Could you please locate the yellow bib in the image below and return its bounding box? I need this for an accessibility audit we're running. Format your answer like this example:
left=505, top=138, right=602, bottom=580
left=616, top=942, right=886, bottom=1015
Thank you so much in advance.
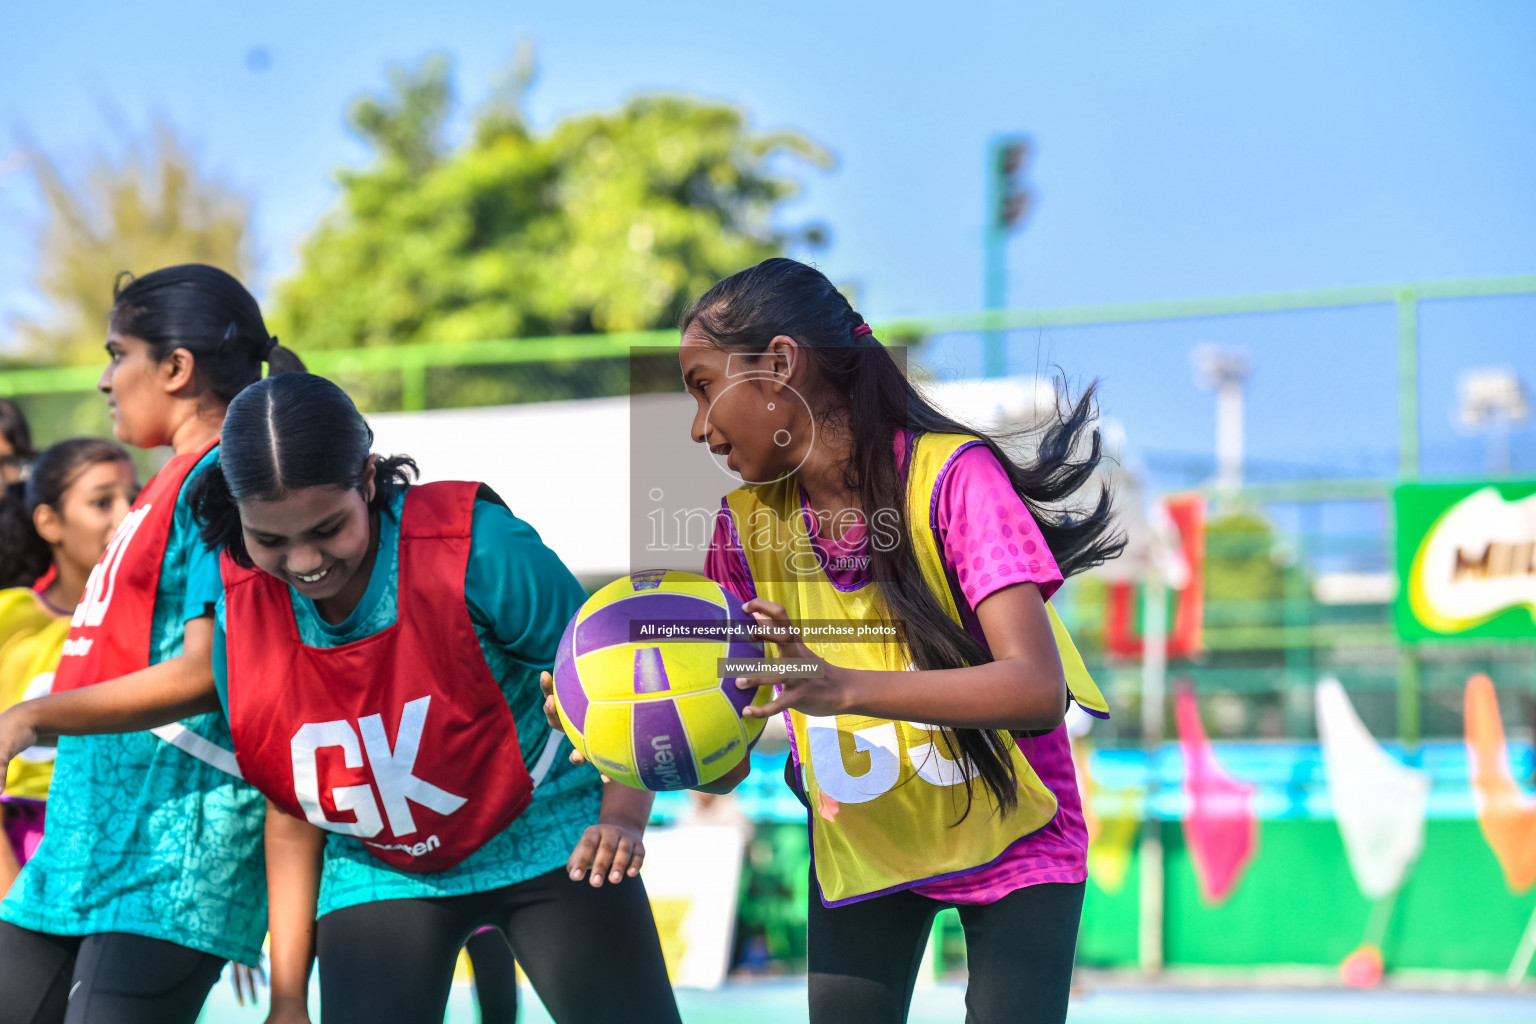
left=0, top=587, right=69, bottom=801
left=725, top=432, right=1107, bottom=904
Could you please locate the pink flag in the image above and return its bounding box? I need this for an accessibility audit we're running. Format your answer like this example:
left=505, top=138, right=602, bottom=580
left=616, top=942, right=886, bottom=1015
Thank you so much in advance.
left=1176, top=683, right=1258, bottom=904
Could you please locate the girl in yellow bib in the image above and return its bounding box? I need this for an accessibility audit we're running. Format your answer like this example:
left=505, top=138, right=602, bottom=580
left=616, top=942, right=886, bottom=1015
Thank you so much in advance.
left=674, top=259, right=1119, bottom=1024
left=0, top=439, right=137, bottom=899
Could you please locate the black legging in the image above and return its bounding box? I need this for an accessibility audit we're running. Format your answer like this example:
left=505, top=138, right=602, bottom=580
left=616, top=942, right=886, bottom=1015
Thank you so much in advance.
left=806, top=879, right=1085, bottom=1024
left=464, top=926, right=519, bottom=1023
left=0, top=923, right=226, bottom=1024
left=315, top=866, right=680, bottom=1024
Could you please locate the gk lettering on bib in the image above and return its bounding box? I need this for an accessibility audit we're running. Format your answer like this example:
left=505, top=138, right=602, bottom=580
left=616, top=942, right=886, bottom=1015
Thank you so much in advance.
left=51, top=440, right=219, bottom=693
left=222, top=481, right=532, bottom=873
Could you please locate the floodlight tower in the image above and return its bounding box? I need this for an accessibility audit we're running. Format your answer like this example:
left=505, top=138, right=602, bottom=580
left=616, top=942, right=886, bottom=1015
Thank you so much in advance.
left=1192, top=345, right=1250, bottom=494
left=983, top=135, right=1033, bottom=379
left=1457, top=368, right=1530, bottom=475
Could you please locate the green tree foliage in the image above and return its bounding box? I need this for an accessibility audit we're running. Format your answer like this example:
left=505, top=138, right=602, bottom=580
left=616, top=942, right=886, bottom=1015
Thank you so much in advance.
left=274, top=51, right=832, bottom=361
left=1203, top=510, right=1287, bottom=604
left=13, top=120, right=252, bottom=365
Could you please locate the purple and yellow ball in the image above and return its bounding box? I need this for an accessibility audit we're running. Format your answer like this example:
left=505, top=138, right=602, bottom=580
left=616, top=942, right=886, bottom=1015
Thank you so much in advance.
left=551, top=569, right=771, bottom=791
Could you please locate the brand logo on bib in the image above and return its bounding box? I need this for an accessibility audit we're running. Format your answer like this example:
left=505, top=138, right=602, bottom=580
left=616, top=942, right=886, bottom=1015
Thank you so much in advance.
left=364, top=834, right=443, bottom=858
left=289, top=695, right=468, bottom=838
left=61, top=637, right=94, bottom=658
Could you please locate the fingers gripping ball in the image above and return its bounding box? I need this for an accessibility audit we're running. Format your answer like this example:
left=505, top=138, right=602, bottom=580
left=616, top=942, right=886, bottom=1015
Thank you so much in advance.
left=551, top=570, right=771, bottom=790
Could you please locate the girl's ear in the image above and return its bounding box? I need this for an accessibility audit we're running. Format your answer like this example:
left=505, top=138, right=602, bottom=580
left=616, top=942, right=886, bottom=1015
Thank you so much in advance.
left=764, top=335, right=800, bottom=392
left=360, top=454, right=379, bottom=506
left=32, top=503, right=64, bottom=547
left=160, top=347, right=198, bottom=395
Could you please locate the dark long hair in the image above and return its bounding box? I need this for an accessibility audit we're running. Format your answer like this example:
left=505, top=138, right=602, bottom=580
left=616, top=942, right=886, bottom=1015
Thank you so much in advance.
left=682, top=257, right=1123, bottom=820
left=0, top=438, right=134, bottom=590
left=190, top=373, right=417, bottom=567
left=0, top=398, right=34, bottom=460
left=110, top=264, right=305, bottom=403
left=0, top=398, right=35, bottom=484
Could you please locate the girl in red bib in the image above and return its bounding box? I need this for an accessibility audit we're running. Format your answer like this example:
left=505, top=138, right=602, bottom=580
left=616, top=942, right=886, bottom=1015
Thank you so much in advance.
left=0, top=265, right=302, bottom=1024
left=647, top=259, right=1119, bottom=1024
left=3, top=373, right=680, bottom=1024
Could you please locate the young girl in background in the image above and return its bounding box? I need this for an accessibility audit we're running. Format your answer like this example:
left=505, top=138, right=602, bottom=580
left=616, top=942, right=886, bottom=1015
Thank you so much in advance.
left=0, top=398, right=35, bottom=490
left=0, top=439, right=138, bottom=899
left=0, top=264, right=301, bottom=1024
left=677, top=258, right=1120, bottom=1024
left=1, top=373, right=681, bottom=1024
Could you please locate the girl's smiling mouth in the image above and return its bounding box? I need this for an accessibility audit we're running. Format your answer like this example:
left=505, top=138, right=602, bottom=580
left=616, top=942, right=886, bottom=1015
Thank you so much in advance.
left=291, top=565, right=331, bottom=587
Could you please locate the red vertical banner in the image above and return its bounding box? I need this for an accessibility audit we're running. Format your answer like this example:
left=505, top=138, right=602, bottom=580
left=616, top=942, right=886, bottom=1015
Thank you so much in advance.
left=1105, top=494, right=1206, bottom=659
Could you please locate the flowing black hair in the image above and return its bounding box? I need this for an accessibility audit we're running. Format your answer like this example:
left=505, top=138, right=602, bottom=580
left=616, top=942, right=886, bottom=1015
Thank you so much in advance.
left=0, top=438, right=134, bottom=590
left=682, top=257, right=1123, bottom=820
left=110, top=264, right=305, bottom=403
left=190, top=373, right=418, bottom=567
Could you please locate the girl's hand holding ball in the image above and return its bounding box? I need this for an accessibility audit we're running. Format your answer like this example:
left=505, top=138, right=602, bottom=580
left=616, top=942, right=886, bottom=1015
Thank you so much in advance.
left=540, top=670, right=609, bottom=782
left=738, top=598, right=849, bottom=719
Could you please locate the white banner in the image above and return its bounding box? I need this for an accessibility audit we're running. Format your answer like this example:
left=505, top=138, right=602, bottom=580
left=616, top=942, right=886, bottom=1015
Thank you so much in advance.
left=1316, top=677, right=1428, bottom=899
left=640, top=824, right=747, bottom=989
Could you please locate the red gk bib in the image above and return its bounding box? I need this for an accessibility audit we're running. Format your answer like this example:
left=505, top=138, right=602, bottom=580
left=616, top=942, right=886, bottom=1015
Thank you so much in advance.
left=222, top=481, right=532, bottom=873
left=53, top=439, right=219, bottom=692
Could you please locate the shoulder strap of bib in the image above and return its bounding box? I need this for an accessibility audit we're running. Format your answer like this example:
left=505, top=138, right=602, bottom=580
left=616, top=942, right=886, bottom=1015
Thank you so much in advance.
left=400, top=480, right=483, bottom=540
left=904, top=432, right=985, bottom=620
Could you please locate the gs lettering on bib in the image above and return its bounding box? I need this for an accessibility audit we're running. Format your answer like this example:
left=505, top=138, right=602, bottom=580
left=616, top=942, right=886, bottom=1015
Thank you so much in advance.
left=222, top=481, right=533, bottom=873
left=51, top=439, right=219, bottom=693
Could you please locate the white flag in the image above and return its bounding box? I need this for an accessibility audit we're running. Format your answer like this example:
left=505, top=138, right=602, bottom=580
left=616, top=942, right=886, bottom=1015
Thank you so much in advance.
left=1316, top=677, right=1429, bottom=900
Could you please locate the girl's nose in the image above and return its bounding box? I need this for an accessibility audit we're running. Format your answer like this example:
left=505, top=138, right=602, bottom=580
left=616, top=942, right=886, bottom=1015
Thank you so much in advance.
left=286, top=547, right=323, bottom=576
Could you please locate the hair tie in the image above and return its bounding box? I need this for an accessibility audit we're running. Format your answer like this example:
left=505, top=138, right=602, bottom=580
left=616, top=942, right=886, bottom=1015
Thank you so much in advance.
left=852, top=323, right=873, bottom=338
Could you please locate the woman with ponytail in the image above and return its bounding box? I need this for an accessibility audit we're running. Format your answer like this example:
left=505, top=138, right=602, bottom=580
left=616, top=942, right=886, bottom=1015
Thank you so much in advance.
left=0, top=265, right=299, bottom=1024
left=619, top=257, right=1118, bottom=1023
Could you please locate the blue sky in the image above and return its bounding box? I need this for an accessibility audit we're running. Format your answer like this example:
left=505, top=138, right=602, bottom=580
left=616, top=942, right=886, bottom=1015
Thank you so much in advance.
left=1, top=0, right=1533, bottom=483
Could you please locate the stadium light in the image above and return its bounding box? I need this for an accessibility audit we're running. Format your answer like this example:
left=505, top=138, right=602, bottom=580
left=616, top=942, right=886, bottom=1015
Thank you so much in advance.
left=1457, top=367, right=1530, bottom=475
left=1192, top=344, right=1250, bottom=494
left=983, top=135, right=1033, bottom=379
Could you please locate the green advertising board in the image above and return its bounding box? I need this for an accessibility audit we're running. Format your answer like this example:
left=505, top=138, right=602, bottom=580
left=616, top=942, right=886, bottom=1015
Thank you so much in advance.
left=1394, top=480, right=1536, bottom=641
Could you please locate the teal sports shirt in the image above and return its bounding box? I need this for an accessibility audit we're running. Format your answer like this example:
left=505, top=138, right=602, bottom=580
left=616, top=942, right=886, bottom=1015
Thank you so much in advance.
left=211, top=489, right=601, bottom=917
left=1, top=447, right=269, bottom=966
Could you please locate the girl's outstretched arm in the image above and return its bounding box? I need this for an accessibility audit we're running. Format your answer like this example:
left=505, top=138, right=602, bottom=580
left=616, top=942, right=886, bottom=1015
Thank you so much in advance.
left=740, top=583, right=1068, bottom=733
left=0, top=615, right=221, bottom=763
left=264, top=802, right=324, bottom=1024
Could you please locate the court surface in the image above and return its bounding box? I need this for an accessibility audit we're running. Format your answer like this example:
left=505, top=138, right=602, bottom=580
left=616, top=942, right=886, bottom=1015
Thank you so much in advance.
left=196, top=977, right=1536, bottom=1023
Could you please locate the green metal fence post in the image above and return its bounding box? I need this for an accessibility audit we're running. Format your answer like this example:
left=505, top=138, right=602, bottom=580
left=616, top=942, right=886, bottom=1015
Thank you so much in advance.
left=401, top=355, right=428, bottom=413
left=1397, top=290, right=1420, bottom=481
left=1398, top=646, right=1421, bottom=748
left=1395, top=289, right=1421, bottom=746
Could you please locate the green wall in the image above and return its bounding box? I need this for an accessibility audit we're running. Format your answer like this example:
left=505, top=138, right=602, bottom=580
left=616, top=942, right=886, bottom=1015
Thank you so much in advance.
left=1078, top=819, right=1536, bottom=971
